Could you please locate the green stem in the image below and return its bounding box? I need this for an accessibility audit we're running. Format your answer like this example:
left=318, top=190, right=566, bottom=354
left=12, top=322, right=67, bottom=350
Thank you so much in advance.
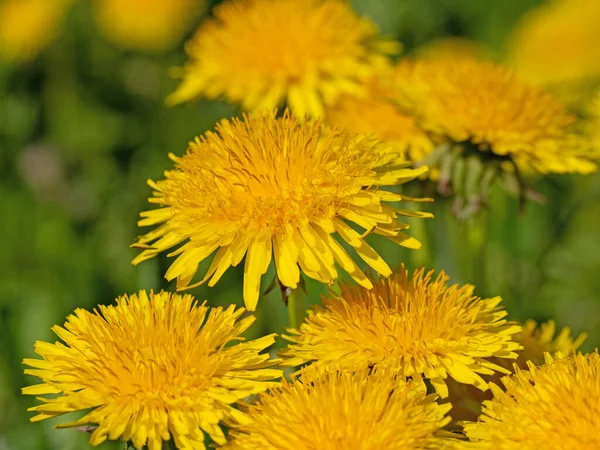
left=467, top=212, right=488, bottom=294
left=287, top=287, right=306, bottom=329
left=161, top=439, right=177, bottom=449
left=408, top=204, right=431, bottom=270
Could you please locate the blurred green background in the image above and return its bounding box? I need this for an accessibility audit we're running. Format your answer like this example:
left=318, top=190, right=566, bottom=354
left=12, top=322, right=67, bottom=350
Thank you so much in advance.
left=1, top=0, right=599, bottom=448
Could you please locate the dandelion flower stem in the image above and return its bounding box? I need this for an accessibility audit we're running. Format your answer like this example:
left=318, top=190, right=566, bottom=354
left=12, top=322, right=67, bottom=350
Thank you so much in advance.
left=467, top=212, right=487, bottom=294
left=162, top=439, right=177, bottom=450
left=287, top=288, right=306, bottom=329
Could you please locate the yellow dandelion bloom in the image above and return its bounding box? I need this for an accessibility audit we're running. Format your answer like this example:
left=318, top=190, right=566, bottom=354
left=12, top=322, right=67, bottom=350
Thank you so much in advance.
left=22, top=291, right=281, bottom=450
left=168, top=0, right=400, bottom=117
left=94, top=0, right=204, bottom=53
left=463, top=352, right=600, bottom=449
left=132, top=112, right=431, bottom=310
left=225, top=364, right=464, bottom=450
left=394, top=56, right=597, bottom=175
left=281, top=266, right=521, bottom=398
left=0, top=0, right=72, bottom=63
left=447, top=320, right=587, bottom=422
left=508, top=0, right=600, bottom=88
left=325, top=77, right=434, bottom=163
left=517, top=319, right=588, bottom=367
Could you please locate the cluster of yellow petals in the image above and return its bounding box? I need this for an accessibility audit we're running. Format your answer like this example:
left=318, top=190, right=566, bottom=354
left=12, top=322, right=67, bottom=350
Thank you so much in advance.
left=94, top=0, right=204, bottom=53
left=447, top=320, right=587, bottom=422
left=133, top=112, right=431, bottom=310
left=168, top=0, right=400, bottom=117
left=281, top=266, right=521, bottom=398
left=516, top=319, right=588, bottom=366
left=22, top=291, right=281, bottom=450
left=0, top=0, right=73, bottom=63
left=394, top=56, right=598, bottom=175
left=225, top=365, right=463, bottom=450
left=508, top=0, right=600, bottom=88
left=325, top=76, right=434, bottom=163
left=464, top=352, right=600, bottom=449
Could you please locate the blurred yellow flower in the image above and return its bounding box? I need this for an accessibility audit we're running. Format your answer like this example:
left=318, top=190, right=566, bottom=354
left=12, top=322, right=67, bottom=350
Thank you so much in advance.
left=0, top=0, right=72, bottom=63
left=225, top=365, right=463, bottom=450
left=94, top=0, right=204, bottom=53
left=168, top=0, right=400, bottom=117
left=394, top=56, right=597, bottom=175
left=517, top=319, right=588, bottom=366
left=133, top=112, right=431, bottom=310
left=325, top=77, right=434, bottom=163
left=463, top=352, right=600, bottom=449
left=281, top=266, right=521, bottom=398
left=508, top=0, right=600, bottom=88
left=22, top=291, right=281, bottom=450
left=448, top=320, right=587, bottom=422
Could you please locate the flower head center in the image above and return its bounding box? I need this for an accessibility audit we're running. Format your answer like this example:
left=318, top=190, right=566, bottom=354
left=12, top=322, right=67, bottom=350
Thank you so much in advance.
left=167, top=118, right=379, bottom=235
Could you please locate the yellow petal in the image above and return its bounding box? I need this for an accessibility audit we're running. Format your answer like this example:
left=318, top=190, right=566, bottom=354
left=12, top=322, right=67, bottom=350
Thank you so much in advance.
left=243, top=236, right=273, bottom=311
left=273, top=231, right=300, bottom=288
left=321, top=233, right=373, bottom=289
left=355, top=240, right=392, bottom=277
left=165, top=241, right=219, bottom=281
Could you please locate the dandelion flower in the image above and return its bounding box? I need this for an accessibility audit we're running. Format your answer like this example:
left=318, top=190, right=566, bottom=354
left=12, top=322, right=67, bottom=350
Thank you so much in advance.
left=168, top=0, right=400, bottom=117
left=463, top=352, right=600, bottom=449
left=516, top=319, right=588, bottom=366
left=22, top=291, right=282, bottom=450
left=325, top=77, right=434, bottom=163
left=94, top=0, right=204, bottom=53
left=447, top=320, right=587, bottom=422
left=0, top=0, right=72, bottom=63
left=132, top=112, right=431, bottom=310
left=395, top=56, right=596, bottom=176
left=394, top=56, right=597, bottom=216
left=225, top=364, right=464, bottom=450
left=508, top=0, right=600, bottom=88
left=281, top=266, right=521, bottom=398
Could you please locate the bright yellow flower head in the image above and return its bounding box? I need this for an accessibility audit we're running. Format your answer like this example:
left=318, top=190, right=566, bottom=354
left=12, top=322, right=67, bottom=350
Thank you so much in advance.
left=464, top=352, right=600, bottom=449
left=168, top=0, right=400, bottom=117
left=394, top=56, right=597, bottom=175
left=0, top=0, right=72, bottom=63
left=281, top=266, right=521, bottom=398
left=508, top=0, right=600, bottom=87
left=22, top=291, right=281, bottom=450
left=447, top=320, right=587, bottom=422
left=132, top=112, right=431, bottom=310
left=325, top=77, right=434, bottom=163
left=225, top=365, right=464, bottom=450
left=94, top=0, right=204, bottom=53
